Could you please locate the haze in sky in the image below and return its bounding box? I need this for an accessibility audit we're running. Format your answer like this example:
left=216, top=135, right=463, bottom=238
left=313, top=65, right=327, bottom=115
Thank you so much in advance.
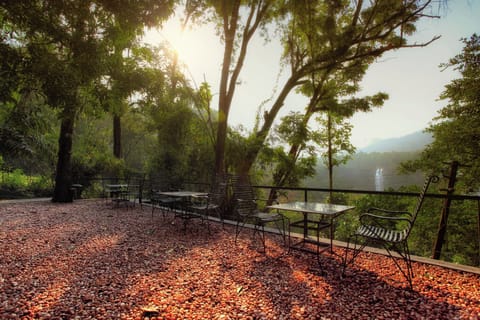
left=144, top=1, right=480, bottom=149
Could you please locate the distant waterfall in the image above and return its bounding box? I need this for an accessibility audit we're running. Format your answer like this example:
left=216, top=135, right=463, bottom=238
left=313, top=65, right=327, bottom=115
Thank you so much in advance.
left=375, top=168, right=384, bottom=191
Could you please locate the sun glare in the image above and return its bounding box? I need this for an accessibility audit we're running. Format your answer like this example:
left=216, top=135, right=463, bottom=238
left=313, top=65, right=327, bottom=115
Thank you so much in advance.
left=169, top=29, right=194, bottom=64
left=143, top=17, right=224, bottom=86
left=144, top=19, right=204, bottom=71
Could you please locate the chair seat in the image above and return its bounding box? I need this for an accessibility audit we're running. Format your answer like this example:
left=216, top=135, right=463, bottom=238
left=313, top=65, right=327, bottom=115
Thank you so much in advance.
left=356, top=224, right=408, bottom=243
left=253, top=212, right=283, bottom=222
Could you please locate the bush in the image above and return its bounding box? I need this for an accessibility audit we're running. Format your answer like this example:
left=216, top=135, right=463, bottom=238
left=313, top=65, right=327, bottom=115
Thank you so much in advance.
left=0, top=168, right=52, bottom=199
left=2, top=169, right=28, bottom=190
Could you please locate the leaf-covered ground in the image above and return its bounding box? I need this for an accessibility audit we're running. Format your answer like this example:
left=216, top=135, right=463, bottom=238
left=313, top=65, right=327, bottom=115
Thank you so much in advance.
left=0, top=200, right=479, bottom=319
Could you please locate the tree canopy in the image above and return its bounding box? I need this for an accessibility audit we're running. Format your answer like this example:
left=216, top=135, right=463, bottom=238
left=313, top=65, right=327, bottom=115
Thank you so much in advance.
left=0, top=0, right=176, bottom=201
left=401, top=34, right=480, bottom=191
left=185, top=0, right=439, bottom=179
left=0, top=0, right=446, bottom=202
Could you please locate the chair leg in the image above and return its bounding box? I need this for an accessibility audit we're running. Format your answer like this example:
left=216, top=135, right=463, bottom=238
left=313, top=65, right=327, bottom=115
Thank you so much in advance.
left=384, top=242, right=414, bottom=289
left=276, top=217, right=289, bottom=248
left=215, top=208, right=224, bottom=229
left=341, top=237, right=353, bottom=277
left=203, top=210, right=211, bottom=234
left=341, top=234, right=367, bottom=277
left=235, top=220, right=245, bottom=244
left=287, top=219, right=291, bottom=253
left=342, top=236, right=415, bottom=289
left=403, top=243, right=414, bottom=289
left=253, top=224, right=266, bottom=253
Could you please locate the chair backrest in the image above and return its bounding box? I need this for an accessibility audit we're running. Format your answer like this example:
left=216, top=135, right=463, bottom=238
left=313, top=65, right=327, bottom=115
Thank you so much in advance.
left=231, top=175, right=256, bottom=199
left=208, top=174, right=229, bottom=210
left=231, top=175, right=258, bottom=218
left=407, top=174, right=439, bottom=235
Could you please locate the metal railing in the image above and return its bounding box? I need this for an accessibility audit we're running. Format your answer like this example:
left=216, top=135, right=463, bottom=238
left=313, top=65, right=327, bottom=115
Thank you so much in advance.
left=80, top=177, right=480, bottom=267
left=250, top=184, right=480, bottom=268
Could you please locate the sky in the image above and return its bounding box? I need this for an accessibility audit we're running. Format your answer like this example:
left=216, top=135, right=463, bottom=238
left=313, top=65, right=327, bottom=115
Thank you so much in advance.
left=144, top=1, right=480, bottom=149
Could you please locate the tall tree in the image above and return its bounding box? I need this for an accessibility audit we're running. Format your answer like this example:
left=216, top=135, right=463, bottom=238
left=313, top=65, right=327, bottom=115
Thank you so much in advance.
left=185, top=0, right=276, bottom=177
left=265, top=112, right=318, bottom=190
left=267, top=59, right=387, bottom=201
left=240, top=0, right=439, bottom=177
left=315, top=111, right=355, bottom=201
left=0, top=0, right=175, bottom=202
left=137, top=44, right=213, bottom=185
left=401, top=34, right=480, bottom=191
left=186, top=0, right=439, bottom=178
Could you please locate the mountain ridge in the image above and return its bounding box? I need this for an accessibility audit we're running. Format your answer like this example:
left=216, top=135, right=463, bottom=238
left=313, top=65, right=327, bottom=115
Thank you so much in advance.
left=359, top=131, right=433, bottom=153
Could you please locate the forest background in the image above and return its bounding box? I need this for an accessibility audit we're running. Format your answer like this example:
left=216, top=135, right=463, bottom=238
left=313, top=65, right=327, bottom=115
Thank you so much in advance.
left=0, top=1, right=479, bottom=267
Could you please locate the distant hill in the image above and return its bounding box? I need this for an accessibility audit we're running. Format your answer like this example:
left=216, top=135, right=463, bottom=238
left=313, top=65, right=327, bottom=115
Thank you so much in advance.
left=305, top=131, right=433, bottom=191
left=308, top=131, right=433, bottom=190
left=360, top=131, right=433, bottom=153
left=307, top=151, right=424, bottom=191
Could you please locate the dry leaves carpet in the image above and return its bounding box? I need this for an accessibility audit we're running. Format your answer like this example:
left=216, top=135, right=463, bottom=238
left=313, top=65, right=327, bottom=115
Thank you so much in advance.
left=0, top=200, right=479, bottom=319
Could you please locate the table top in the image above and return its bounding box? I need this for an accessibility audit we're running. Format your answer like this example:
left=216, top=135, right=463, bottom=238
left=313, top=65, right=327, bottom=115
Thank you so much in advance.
left=156, top=191, right=208, bottom=198
left=267, top=201, right=355, bottom=216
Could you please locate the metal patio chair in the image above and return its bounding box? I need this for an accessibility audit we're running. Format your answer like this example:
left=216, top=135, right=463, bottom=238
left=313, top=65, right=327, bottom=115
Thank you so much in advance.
left=189, top=175, right=228, bottom=231
left=149, top=178, right=182, bottom=218
left=342, top=174, right=439, bottom=289
left=112, top=175, right=144, bottom=210
left=232, top=175, right=288, bottom=252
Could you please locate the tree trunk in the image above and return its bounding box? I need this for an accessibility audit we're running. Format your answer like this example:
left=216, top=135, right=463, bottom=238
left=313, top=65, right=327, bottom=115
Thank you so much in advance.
left=113, top=115, right=122, bottom=158
left=52, top=116, right=74, bottom=203
left=239, top=76, right=300, bottom=178
left=214, top=18, right=235, bottom=177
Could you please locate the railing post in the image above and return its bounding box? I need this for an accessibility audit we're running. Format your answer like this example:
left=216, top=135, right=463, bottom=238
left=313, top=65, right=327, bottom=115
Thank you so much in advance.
left=432, top=161, right=459, bottom=260
left=304, top=189, right=308, bottom=202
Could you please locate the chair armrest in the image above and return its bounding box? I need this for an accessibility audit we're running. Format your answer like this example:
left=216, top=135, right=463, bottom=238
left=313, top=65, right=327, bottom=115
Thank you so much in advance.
left=367, top=207, right=412, bottom=217
left=360, top=213, right=411, bottom=222
left=360, top=213, right=412, bottom=230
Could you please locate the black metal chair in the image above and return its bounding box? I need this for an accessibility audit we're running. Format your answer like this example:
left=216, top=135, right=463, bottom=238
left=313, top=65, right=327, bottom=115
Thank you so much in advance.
left=232, top=175, right=288, bottom=252
left=124, top=176, right=144, bottom=209
left=189, top=175, right=228, bottom=231
left=342, top=174, right=439, bottom=289
left=112, top=175, right=144, bottom=210
left=149, top=178, right=182, bottom=218
left=102, top=177, right=120, bottom=205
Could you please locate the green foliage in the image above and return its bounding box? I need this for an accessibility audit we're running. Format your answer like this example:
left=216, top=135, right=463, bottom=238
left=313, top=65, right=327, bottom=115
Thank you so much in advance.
left=225, top=125, right=250, bottom=174
left=437, top=200, right=480, bottom=266
left=259, top=112, right=317, bottom=186
left=315, top=112, right=355, bottom=168
left=28, top=175, right=53, bottom=197
left=0, top=90, right=58, bottom=163
left=0, top=168, right=52, bottom=198
left=138, top=48, right=216, bottom=186
left=0, top=0, right=177, bottom=201
left=332, top=181, right=480, bottom=267
left=1, top=169, right=28, bottom=190
left=401, top=34, right=480, bottom=191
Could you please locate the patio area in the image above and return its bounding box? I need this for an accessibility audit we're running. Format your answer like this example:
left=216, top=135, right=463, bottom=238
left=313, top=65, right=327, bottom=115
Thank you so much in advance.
left=0, top=199, right=479, bottom=319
